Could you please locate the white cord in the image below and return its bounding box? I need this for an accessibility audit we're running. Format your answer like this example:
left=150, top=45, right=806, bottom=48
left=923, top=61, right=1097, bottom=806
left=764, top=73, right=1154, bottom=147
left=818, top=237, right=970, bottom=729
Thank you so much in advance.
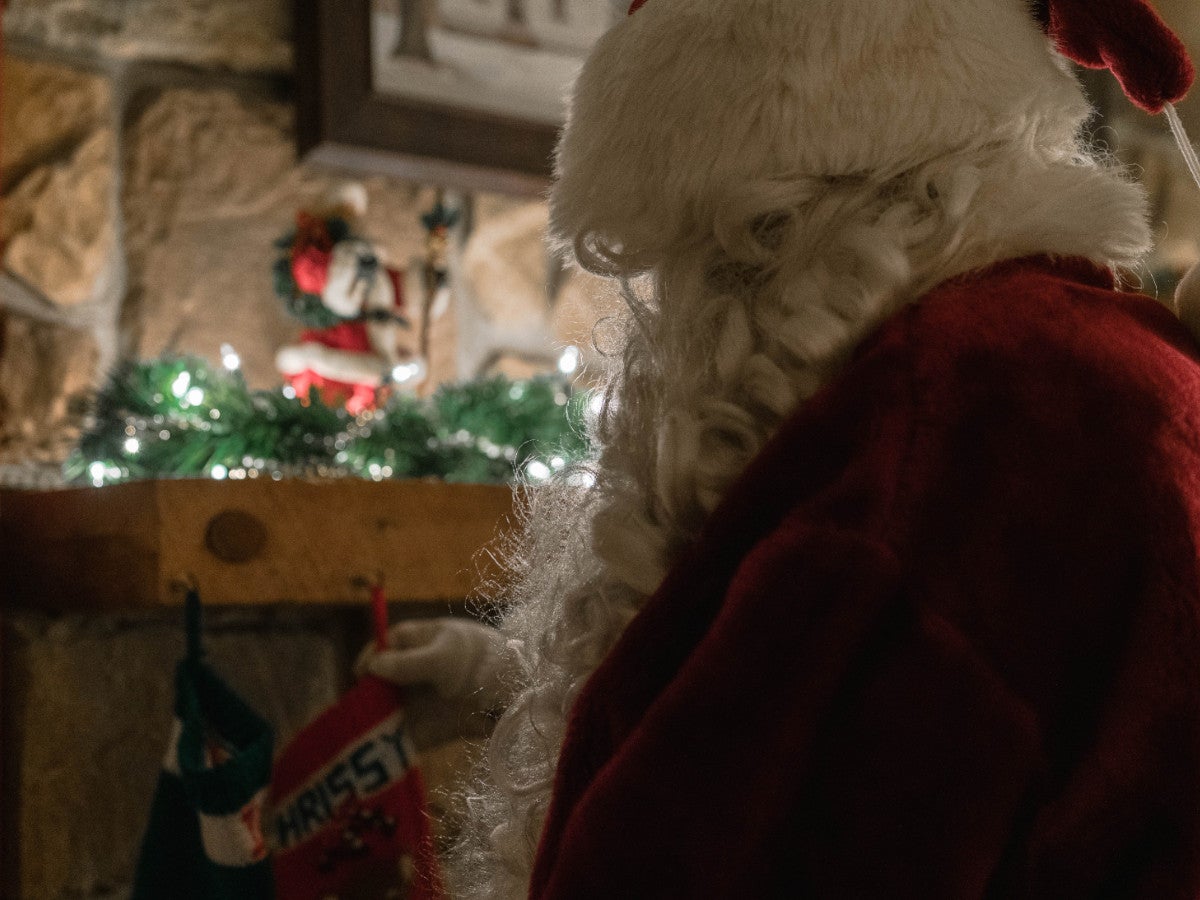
left=1165, top=103, right=1200, bottom=193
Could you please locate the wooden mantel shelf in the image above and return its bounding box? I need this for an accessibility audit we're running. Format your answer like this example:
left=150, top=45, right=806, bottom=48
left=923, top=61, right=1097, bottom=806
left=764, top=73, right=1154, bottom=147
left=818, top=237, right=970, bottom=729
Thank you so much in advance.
left=0, top=479, right=518, bottom=611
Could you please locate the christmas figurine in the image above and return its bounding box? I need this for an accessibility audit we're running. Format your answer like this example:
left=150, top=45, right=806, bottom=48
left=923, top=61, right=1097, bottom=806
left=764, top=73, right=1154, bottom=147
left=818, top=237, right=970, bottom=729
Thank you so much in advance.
left=357, top=1, right=1200, bottom=897
left=274, top=186, right=430, bottom=414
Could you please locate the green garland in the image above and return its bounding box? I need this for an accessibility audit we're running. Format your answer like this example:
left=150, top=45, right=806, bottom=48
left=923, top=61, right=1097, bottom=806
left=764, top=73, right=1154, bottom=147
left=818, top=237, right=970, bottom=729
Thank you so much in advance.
left=65, top=356, right=592, bottom=486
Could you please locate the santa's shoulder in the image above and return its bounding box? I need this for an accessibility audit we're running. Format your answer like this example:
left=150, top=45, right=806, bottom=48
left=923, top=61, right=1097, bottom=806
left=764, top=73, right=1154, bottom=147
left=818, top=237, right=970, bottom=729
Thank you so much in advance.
left=765, top=252, right=1200, bottom=542
left=879, top=254, right=1200, bottom=407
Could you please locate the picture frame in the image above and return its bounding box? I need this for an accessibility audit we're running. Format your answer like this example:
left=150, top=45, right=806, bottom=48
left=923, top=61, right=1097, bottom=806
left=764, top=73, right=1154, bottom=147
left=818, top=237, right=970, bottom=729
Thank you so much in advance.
left=294, top=0, right=618, bottom=196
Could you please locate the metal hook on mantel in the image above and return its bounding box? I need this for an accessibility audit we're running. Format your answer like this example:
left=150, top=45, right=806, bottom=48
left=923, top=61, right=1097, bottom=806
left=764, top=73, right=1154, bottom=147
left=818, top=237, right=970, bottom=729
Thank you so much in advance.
left=349, top=572, right=391, bottom=651
left=349, top=570, right=386, bottom=592
left=167, top=574, right=205, bottom=662
left=168, top=573, right=200, bottom=600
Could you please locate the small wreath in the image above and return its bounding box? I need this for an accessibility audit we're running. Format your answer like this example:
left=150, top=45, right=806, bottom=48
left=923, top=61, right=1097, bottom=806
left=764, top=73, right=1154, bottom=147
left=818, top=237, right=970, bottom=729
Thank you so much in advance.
left=273, top=213, right=356, bottom=329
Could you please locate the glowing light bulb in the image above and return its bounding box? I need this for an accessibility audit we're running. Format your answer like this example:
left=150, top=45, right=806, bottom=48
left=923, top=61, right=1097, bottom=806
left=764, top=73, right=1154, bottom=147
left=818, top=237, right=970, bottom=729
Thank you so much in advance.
left=185, top=387, right=205, bottom=406
left=171, top=371, right=191, bottom=399
left=558, top=345, right=581, bottom=375
left=124, top=438, right=140, bottom=455
left=220, top=343, right=241, bottom=371
left=89, top=461, right=106, bottom=486
left=391, top=360, right=425, bottom=384
left=210, top=464, right=228, bottom=480
left=526, top=460, right=552, bottom=482
left=282, top=385, right=297, bottom=400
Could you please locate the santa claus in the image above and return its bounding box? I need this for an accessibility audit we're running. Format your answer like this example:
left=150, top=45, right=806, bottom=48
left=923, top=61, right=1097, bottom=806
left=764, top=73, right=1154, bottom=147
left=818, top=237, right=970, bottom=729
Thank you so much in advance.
left=360, top=0, right=1200, bottom=896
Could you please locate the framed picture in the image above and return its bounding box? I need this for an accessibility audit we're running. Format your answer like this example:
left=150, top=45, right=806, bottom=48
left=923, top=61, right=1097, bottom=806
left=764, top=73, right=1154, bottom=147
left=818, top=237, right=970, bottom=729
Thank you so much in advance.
left=294, top=0, right=622, bottom=195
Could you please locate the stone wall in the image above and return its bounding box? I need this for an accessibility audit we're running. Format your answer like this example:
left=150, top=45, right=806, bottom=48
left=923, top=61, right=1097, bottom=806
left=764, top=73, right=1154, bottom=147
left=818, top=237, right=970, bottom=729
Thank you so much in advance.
left=3, top=0, right=291, bottom=71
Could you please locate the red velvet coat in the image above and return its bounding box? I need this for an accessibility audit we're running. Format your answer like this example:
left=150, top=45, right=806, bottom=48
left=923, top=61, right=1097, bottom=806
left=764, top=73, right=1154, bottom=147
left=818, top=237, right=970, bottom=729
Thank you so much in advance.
left=530, top=256, right=1200, bottom=899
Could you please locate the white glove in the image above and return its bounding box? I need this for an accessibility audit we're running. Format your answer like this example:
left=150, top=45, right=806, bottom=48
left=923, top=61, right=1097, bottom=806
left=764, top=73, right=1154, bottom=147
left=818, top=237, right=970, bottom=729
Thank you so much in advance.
left=356, top=617, right=510, bottom=712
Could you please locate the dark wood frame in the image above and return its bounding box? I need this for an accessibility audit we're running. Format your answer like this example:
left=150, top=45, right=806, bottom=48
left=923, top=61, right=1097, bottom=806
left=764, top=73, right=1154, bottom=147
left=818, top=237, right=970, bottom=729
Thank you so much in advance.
left=294, top=0, right=558, bottom=196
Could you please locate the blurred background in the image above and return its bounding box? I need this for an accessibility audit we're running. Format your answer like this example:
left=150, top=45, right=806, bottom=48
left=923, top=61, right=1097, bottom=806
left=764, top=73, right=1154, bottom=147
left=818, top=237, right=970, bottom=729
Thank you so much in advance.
left=0, top=1, right=1197, bottom=897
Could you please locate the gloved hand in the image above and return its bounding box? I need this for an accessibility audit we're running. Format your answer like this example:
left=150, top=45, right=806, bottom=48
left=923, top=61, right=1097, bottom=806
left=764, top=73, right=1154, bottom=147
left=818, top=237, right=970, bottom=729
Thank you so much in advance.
left=355, top=617, right=510, bottom=714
